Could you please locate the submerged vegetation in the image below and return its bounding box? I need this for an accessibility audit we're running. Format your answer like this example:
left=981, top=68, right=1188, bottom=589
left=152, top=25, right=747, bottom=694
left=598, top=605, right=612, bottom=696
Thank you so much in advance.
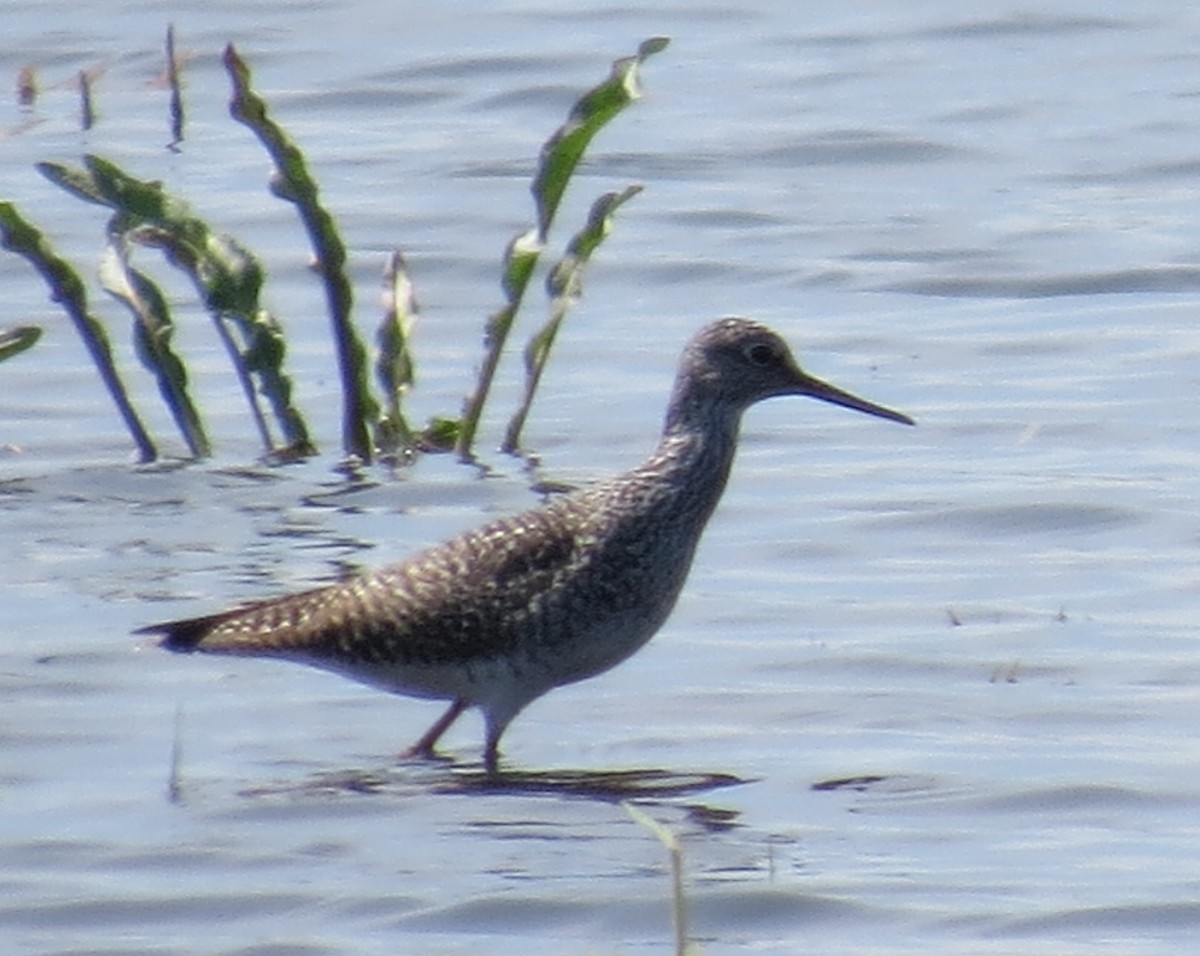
left=0, top=30, right=668, bottom=465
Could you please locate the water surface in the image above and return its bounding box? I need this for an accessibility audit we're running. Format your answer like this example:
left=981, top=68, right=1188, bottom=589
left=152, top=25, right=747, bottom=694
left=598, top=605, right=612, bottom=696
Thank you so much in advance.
left=3, top=2, right=1200, bottom=954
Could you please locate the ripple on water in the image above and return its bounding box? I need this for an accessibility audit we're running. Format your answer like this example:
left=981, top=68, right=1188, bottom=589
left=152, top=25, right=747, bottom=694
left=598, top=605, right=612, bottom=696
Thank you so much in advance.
left=4, top=2, right=1200, bottom=955
left=887, top=265, right=1200, bottom=298
left=880, top=500, right=1140, bottom=535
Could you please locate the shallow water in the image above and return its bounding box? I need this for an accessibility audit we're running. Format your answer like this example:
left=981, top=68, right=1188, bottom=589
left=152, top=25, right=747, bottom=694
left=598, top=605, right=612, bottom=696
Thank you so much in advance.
left=3, top=2, right=1200, bottom=954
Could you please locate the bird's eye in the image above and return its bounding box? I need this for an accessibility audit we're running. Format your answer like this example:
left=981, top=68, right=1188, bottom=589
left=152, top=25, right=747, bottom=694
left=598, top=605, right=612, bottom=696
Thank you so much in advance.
left=746, top=343, right=776, bottom=367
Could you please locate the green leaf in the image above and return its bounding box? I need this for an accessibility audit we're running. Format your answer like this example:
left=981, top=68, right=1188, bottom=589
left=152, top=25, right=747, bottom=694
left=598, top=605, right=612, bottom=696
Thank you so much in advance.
left=0, top=201, right=156, bottom=461
left=100, top=239, right=211, bottom=457
left=532, top=37, right=667, bottom=240
left=502, top=184, right=642, bottom=452
left=420, top=416, right=460, bottom=451
left=224, top=43, right=372, bottom=463
left=0, top=325, right=41, bottom=364
left=455, top=38, right=667, bottom=460
left=41, top=153, right=314, bottom=458
left=375, top=250, right=419, bottom=456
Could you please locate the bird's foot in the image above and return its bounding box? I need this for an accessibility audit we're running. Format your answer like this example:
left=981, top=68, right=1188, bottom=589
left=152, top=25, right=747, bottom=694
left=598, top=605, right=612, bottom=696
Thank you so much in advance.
left=398, top=743, right=454, bottom=766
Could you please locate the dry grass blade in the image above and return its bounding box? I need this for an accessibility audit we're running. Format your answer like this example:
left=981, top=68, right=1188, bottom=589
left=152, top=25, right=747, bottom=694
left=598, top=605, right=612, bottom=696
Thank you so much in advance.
left=625, top=802, right=694, bottom=956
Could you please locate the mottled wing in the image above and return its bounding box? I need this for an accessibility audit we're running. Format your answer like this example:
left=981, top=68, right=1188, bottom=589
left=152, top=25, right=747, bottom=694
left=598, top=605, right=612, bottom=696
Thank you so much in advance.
left=141, top=504, right=584, bottom=670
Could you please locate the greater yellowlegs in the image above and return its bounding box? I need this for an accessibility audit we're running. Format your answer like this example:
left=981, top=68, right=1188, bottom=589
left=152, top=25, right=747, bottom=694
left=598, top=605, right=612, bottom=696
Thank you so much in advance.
left=141, top=318, right=913, bottom=774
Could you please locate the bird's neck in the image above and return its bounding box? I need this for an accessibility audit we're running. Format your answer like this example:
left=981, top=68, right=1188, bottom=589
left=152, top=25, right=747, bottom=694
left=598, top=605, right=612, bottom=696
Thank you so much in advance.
left=632, top=391, right=744, bottom=525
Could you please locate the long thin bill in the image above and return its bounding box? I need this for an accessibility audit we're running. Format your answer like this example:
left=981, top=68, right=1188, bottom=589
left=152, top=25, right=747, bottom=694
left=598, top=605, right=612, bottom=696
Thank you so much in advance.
left=800, top=374, right=915, bottom=426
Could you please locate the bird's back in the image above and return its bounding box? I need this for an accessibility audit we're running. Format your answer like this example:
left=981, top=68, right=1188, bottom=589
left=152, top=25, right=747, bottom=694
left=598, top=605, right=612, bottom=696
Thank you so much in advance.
left=148, top=462, right=710, bottom=694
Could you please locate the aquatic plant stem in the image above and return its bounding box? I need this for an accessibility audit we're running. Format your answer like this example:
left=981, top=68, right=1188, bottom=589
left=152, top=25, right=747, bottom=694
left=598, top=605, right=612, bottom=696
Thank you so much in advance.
left=39, top=154, right=313, bottom=458
left=0, top=325, right=41, bottom=364
left=502, top=184, right=641, bottom=452
left=223, top=43, right=376, bottom=464
left=166, top=24, right=184, bottom=147
left=100, top=239, right=212, bottom=457
left=0, top=202, right=157, bottom=461
left=375, top=250, right=419, bottom=456
left=454, top=37, right=668, bottom=460
left=625, top=803, right=691, bottom=956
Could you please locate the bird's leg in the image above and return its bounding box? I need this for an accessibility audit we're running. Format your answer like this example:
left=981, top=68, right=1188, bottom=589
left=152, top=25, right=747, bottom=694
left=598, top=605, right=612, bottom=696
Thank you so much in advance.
left=483, top=715, right=511, bottom=779
left=403, top=698, right=467, bottom=762
left=483, top=735, right=501, bottom=779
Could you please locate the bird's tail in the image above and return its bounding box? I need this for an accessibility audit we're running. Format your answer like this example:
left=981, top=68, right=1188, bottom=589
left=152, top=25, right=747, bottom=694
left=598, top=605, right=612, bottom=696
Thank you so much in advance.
left=135, top=610, right=242, bottom=653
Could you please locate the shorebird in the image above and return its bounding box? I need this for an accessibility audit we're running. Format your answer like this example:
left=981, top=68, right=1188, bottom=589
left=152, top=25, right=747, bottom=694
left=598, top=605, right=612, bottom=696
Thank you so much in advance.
left=141, top=318, right=913, bottom=775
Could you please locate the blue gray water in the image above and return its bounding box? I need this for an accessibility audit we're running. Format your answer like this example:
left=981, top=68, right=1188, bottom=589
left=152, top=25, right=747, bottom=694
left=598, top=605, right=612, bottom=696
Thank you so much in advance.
left=3, top=2, right=1200, bottom=953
